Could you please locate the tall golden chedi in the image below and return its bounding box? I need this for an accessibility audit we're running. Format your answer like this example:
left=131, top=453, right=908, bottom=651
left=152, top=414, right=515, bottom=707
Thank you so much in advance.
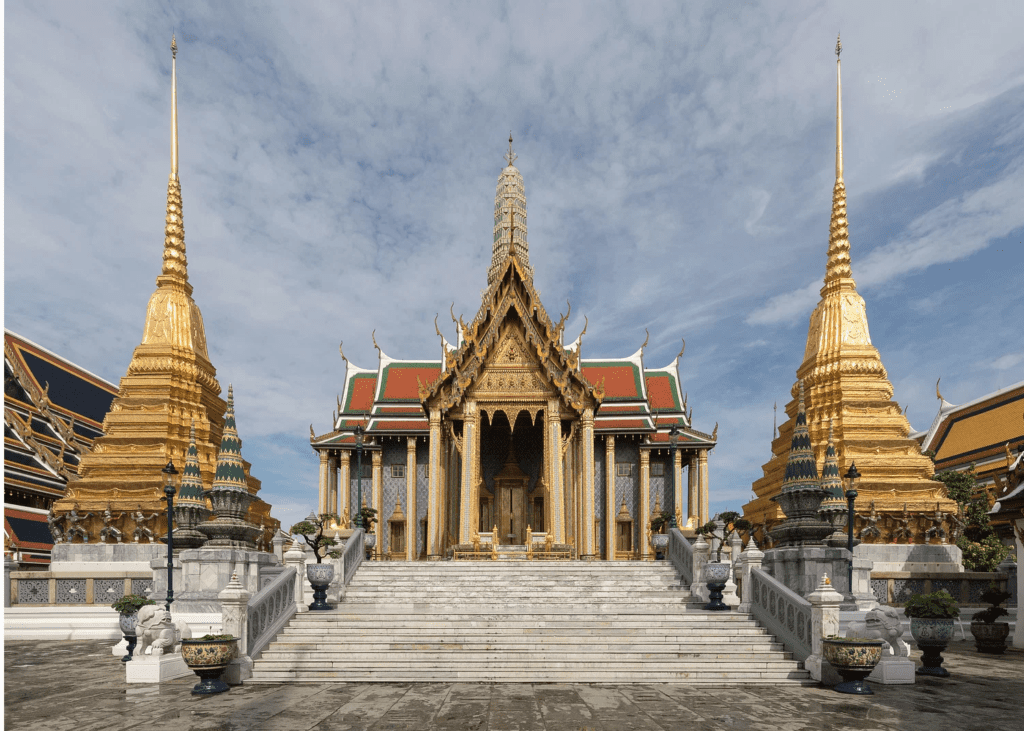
left=743, top=36, right=955, bottom=543
left=52, top=37, right=277, bottom=544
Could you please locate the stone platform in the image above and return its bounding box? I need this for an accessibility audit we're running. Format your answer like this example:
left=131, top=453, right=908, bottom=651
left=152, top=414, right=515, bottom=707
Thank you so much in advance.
left=5, top=639, right=1023, bottom=730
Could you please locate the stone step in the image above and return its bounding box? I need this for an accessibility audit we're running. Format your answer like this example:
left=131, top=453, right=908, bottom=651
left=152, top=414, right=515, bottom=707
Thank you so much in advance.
left=261, top=641, right=788, bottom=653
left=248, top=669, right=812, bottom=684
left=277, top=625, right=772, bottom=636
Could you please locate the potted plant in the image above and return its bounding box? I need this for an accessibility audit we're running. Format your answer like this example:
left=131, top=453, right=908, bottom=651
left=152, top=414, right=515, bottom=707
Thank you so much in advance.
left=822, top=636, right=885, bottom=695
left=110, top=594, right=156, bottom=663
left=904, top=589, right=960, bottom=677
left=970, top=586, right=1011, bottom=655
left=290, top=512, right=341, bottom=610
left=649, top=510, right=675, bottom=559
left=358, top=507, right=379, bottom=556
left=180, top=634, right=237, bottom=695
left=696, top=511, right=750, bottom=611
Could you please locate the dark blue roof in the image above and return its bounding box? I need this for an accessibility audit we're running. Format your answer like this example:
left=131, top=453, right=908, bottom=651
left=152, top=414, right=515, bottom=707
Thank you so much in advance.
left=18, top=350, right=117, bottom=424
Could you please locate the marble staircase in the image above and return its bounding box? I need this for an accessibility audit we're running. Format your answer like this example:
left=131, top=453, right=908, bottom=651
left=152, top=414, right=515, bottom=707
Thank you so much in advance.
left=249, top=562, right=812, bottom=684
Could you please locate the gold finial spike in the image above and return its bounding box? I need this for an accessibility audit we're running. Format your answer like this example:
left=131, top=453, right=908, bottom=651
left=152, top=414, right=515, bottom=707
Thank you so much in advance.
left=936, top=377, right=943, bottom=402
left=160, top=34, right=188, bottom=283
left=504, top=132, right=518, bottom=167
left=171, top=36, right=178, bottom=177
left=835, top=34, right=843, bottom=181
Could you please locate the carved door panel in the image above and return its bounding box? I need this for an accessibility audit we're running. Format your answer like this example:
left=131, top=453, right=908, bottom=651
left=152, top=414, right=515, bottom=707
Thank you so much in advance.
left=497, top=482, right=526, bottom=544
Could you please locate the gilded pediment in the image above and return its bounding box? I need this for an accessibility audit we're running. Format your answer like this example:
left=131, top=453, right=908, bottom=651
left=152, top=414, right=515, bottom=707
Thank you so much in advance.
left=421, top=256, right=600, bottom=415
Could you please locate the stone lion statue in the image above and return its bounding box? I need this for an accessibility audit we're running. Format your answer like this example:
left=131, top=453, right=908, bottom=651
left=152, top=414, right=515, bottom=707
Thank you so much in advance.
left=136, top=604, right=192, bottom=657
left=846, top=605, right=909, bottom=657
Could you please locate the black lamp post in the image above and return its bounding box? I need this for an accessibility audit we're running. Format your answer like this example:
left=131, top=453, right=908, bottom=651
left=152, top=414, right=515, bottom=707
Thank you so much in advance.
left=161, top=460, right=179, bottom=611
left=354, top=424, right=365, bottom=530
left=844, top=462, right=860, bottom=594
left=668, top=425, right=680, bottom=529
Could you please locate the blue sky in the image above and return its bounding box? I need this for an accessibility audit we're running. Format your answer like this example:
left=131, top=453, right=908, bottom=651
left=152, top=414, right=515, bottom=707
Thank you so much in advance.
left=5, top=1, right=1023, bottom=533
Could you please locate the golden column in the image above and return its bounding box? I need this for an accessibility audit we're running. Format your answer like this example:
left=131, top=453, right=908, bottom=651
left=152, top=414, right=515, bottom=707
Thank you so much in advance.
left=639, top=449, right=651, bottom=560
left=673, top=448, right=684, bottom=527
left=605, top=435, right=616, bottom=561
left=427, top=408, right=442, bottom=557
left=406, top=436, right=417, bottom=561
left=460, top=402, right=480, bottom=543
left=327, top=453, right=338, bottom=516
left=318, top=451, right=329, bottom=514
left=699, top=450, right=710, bottom=524
left=371, top=450, right=383, bottom=558
left=338, top=451, right=351, bottom=525
left=688, top=455, right=698, bottom=526
left=582, top=408, right=596, bottom=558
left=547, top=398, right=565, bottom=543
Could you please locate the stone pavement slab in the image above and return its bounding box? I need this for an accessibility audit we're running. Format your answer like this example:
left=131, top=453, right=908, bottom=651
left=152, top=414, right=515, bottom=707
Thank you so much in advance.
left=4, top=640, right=1023, bottom=731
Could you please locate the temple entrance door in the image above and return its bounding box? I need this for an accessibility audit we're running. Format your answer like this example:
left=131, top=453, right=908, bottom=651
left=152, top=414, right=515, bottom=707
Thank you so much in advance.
left=496, top=480, right=527, bottom=545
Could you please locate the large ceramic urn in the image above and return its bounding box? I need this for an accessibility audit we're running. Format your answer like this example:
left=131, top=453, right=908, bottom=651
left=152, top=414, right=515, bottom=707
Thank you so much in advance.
left=910, top=618, right=955, bottom=677
left=822, top=638, right=884, bottom=694
left=306, top=563, right=335, bottom=611
left=180, top=637, right=237, bottom=695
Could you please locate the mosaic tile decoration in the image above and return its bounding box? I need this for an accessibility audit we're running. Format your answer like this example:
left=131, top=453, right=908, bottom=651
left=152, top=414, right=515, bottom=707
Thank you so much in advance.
left=932, top=578, right=960, bottom=599
left=615, top=441, right=640, bottom=550
left=892, top=578, right=925, bottom=604
left=17, top=579, right=49, bottom=604
left=416, top=441, right=429, bottom=554
left=870, top=579, right=888, bottom=604
left=595, top=453, right=606, bottom=556
left=132, top=579, right=154, bottom=597
left=56, top=579, right=87, bottom=604
left=381, top=442, right=405, bottom=555
left=968, top=580, right=989, bottom=604
left=95, top=579, right=125, bottom=603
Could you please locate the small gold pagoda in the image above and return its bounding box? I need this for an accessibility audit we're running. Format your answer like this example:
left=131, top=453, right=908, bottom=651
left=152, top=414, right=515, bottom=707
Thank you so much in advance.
left=52, top=37, right=277, bottom=543
left=743, top=36, right=955, bottom=543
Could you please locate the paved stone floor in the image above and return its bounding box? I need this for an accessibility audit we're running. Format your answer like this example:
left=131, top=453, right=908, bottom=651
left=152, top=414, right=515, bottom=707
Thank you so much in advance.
left=4, top=639, right=1023, bottom=730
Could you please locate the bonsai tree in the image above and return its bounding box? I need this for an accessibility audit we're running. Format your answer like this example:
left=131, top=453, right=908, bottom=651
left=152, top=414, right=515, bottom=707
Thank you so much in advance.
left=111, top=594, right=156, bottom=614
left=933, top=466, right=1010, bottom=571
left=357, top=506, right=378, bottom=533
left=290, top=512, right=341, bottom=563
left=903, top=589, right=960, bottom=619
left=695, top=511, right=751, bottom=562
left=649, top=510, right=676, bottom=534
left=973, top=586, right=1011, bottom=624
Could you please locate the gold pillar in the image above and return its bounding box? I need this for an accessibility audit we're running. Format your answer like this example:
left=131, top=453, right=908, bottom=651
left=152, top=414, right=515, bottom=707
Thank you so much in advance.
left=427, top=409, right=442, bottom=558
left=639, top=449, right=650, bottom=560
left=460, top=402, right=479, bottom=544
left=688, top=455, right=698, bottom=527
left=327, top=452, right=338, bottom=517
left=338, top=450, right=351, bottom=525
left=673, top=448, right=683, bottom=525
left=406, top=436, right=417, bottom=561
left=371, top=450, right=383, bottom=558
left=547, top=399, right=565, bottom=543
left=605, top=435, right=616, bottom=561
left=699, top=450, right=710, bottom=524
left=318, top=450, right=329, bottom=514
left=582, top=408, right=595, bottom=558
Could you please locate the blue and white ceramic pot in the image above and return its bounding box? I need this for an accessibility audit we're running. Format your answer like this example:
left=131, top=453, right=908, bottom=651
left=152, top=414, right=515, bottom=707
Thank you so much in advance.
left=306, top=562, right=335, bottom=611
left=910, top=617, right=955, bottom=677
left=702, top=562, right=731, bottom=611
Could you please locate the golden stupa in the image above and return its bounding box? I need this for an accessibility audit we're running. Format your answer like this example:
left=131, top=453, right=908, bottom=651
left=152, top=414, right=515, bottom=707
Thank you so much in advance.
left=743, top=37, right=956, bottom=543
left=52, top=37, right=277, bottom=544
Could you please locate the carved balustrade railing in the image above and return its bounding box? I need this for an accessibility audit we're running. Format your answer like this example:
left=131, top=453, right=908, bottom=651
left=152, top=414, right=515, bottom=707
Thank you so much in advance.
left=749, top=567, right=812, bottom=662
left=246, top=566, right=296, bottom=660
left=667, top=527, right=693, bottom=586
left=342, top=528, right=365, bottom=586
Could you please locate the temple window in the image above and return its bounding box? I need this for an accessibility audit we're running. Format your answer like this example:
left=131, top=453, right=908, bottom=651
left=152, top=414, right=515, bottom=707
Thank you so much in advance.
left=651, top=462, right=665, bottom=477
left=390, top=464, right=406, bottom=478
left=616, top=462, right=633, bottom=477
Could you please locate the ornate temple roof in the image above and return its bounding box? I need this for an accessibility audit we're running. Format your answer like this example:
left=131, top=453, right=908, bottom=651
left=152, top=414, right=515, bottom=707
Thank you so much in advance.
left=4, top=330, right=119, bottom=562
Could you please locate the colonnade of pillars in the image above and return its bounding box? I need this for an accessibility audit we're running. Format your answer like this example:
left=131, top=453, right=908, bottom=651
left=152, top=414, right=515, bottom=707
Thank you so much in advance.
left=316, top=435, right=711, bottom=561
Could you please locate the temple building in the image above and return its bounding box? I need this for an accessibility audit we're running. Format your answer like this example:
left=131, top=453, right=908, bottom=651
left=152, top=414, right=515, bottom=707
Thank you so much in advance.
left=4, top=330, right=118, bottom=565
left=743, top=37, right=958, bottom=544
left=915, top=379, right=1024, bottom=539
left=312, top=137, right=717, bottom=561
left=49, top=37, right=278, bottom=546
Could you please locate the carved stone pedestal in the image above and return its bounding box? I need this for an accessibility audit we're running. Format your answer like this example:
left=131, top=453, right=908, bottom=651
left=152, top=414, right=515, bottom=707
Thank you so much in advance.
left=125, top=651, right=191, bottom=683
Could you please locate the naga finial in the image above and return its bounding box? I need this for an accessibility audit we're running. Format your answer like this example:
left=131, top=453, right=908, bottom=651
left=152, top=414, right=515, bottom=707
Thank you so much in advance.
left=677, top=337, right=686, bottom=360
left=371, top=329, right=381, bottom=354
left=936, top=377, right=944, bottom=401
left=338, top=341, right=347, bottom=363
left=640, top=328, right=649, bottom=353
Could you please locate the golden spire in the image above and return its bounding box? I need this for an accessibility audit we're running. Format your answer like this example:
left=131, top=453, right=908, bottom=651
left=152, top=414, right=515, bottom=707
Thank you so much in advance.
left=504, top=131, right=517, bottom=168
left=824, top=33, right=851, bottom=286
left=162, top=34, right=188, bottom=284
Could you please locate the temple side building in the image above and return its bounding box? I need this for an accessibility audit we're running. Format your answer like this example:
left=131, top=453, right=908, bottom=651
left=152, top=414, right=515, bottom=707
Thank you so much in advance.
left=4, top=331, right=119, bottom=565
left=50, top=37, right=278, bottom=545
left=743, top=37, right=957, bottom=543
left=312, top=138, right=717, bottom=561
